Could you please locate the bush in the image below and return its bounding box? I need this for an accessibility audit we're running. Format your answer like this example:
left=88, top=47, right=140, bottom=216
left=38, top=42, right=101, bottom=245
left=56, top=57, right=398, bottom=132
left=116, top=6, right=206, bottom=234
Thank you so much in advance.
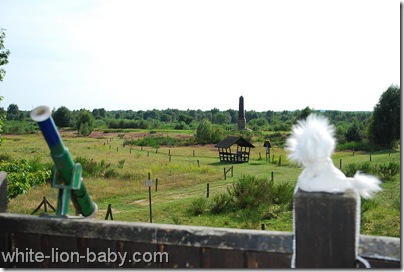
left=210, top=194, right=232, bottom=214
left=187, top=197, right=208, bottom=216
left=75, top=157, right=112, bottom=178
left=226, top=175, right=294, bottom=211
left=377, top=162, right=399, bottom=181
left=0, top=159, right=52, bottom=199
left=3, top=120, right=37, bottom=135
left=344, top=162, right=373, bottom=177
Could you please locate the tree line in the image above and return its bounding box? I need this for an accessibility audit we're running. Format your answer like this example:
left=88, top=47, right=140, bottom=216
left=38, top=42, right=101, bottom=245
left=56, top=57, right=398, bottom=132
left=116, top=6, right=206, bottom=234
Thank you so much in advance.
left=0, top=84, right=400, bottom=149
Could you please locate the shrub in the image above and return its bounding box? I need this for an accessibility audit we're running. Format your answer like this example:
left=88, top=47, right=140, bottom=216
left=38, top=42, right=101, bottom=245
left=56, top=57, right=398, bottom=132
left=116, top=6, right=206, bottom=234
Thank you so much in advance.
left=0, top=153, right=12, bottom=162
left=210, top=194, right=232, bottom=214
left=75, top=157, right=112, bottom=178
left=344, top=162, right=373, bottom=177
left=377, top=162, right=400, bottom=181
left=187, top=197, right=208, bottom=216
left=0, top=159, right=52, bottom=199
left=226, top=175, right=294, bottom=211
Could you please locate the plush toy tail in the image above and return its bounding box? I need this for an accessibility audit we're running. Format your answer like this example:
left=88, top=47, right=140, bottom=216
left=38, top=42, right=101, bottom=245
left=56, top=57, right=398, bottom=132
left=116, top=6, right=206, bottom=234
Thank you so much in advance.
left=349, top=172, right=382, bottom=199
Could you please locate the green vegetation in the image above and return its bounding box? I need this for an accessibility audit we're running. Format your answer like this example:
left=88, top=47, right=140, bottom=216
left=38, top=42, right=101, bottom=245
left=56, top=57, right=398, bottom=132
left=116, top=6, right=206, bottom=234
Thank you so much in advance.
left=2, top=86, right=400, bottom=152
left=1, top=131, right=400, bottom=238
left=0, top=85, right=400, bottom=237
left=0, top=158, right=52, bottom=199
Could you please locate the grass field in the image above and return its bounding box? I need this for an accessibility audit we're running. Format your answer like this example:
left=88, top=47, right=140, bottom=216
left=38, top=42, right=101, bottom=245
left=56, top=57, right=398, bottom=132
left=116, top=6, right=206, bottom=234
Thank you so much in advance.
left=2, top=130, right=401, bottom=237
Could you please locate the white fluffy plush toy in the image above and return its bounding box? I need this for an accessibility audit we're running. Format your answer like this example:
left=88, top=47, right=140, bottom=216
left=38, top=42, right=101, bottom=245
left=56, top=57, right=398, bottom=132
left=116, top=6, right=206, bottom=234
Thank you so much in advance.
left=285, top=114, right=382, bottom=268
left=286, top=114, right=382, bottom=198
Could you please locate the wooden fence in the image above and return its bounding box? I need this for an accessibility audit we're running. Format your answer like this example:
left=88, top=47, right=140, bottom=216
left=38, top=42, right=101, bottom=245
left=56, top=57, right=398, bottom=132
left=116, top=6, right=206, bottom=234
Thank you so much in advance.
left=0, top=172, right=400, bottom=268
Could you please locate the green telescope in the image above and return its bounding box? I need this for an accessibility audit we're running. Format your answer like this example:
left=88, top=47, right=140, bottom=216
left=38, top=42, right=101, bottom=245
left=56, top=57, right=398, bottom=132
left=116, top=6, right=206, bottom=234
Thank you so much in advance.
left=30, top=106, right=97, bottom=218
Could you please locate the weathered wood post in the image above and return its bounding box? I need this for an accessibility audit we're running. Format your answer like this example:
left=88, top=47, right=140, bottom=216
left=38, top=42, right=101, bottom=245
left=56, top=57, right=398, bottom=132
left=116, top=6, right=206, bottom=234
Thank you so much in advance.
left=0, top=172, right=7, bottom=213
left=105, top=204, right=114, bottom=220
left=146, top=173, right=153, bottom=223
left=293, top=189, right=358, bottom=268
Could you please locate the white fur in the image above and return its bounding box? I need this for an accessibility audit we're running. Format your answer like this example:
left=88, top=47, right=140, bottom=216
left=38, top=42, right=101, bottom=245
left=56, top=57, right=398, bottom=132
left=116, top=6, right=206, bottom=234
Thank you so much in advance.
left=285, top=114, right=382, bottom=198
left=287, top=114, right=381, bottom=268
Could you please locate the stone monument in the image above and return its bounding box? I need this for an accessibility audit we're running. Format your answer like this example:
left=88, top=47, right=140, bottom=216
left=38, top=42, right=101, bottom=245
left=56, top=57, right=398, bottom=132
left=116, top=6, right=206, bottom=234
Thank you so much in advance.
left=237, top=96, right=246, bottom=130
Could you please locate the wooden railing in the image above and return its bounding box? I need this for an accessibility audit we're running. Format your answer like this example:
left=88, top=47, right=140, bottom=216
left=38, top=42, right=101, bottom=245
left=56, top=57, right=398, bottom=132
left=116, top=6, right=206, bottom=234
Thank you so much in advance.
left=0, top=171, right=400, bottom=268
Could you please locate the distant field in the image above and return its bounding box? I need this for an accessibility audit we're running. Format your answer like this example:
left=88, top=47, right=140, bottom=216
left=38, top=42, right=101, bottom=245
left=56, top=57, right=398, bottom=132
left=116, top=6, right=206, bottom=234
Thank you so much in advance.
left=3, top=130, right=400, bottom=237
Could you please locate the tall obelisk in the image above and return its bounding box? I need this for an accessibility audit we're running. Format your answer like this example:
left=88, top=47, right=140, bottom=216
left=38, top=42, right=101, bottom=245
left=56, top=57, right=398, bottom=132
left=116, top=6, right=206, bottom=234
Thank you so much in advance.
left=237, top=96, right=246, bottom=130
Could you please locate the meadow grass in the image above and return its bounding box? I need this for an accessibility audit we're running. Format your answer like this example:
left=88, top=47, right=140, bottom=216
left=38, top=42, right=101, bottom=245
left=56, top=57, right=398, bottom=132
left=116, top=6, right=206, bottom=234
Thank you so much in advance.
left=3, top=132, right=400, bottom=237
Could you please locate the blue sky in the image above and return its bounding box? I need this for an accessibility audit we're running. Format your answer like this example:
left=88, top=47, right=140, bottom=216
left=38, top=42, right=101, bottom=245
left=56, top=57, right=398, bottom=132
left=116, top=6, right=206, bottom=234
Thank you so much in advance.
left=0, top=0, right=400, bottom=112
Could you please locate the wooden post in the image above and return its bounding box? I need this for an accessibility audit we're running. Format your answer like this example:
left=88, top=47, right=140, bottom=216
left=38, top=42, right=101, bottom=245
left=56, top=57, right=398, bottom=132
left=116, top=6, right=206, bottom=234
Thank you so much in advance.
left=148, top=173, right=152, bottom=223
left=271, top=171, right=274, bottom=181
left=155, top=178, right=158, bottom=192
left=116, top=147, right=119, bottom=152
left=259, top=152, right=261, bottom=160
left=105, top=204, right=114, bottom=220
left=206, top=183, right=210, bottom=198
left=340, top=159, right=342, bottom=170
left=193, top=150, right=195, bottom=157
left=294, top=189, right=357, bottom=268
left=197, top=160, right=200, bottom=167
left=261, top=223, right=265, bottom=230
left=278, top=155, right=282, bottom=166
left=223, top=168, right=226, bottom=180
left=272, top=154, right=274, bottom=163
left=231, top=166, right=233, bottom=177
left=0, top=172, right=7, bottom=213
left=169, top=155, right=172, bottom=162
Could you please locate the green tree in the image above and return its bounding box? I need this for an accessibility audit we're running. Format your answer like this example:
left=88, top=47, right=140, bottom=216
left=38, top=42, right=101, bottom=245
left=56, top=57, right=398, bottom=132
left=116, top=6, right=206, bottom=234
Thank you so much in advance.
left=53, top=106, right=73, bottom=127
left=0, top=29, right=10, bottom=145
left=92, top=108, right=106, bottom=119
left=6, top=104, right=21, bottom=120
left=345, top=119, right=363, bottom=142
left=368, top=85, right=400, bottom=148
left=195, top=119, right=212, bottom=144
left=295, top=106, right=313, bottom=122
left=0, top=28, right=10, bottom=82
left=178, top=113, right=193, bottom=125
left=75, top=109, right=94, bottom=136
left=195, top=119, right=223, bottom=144
left=212, top=112, right=231, bottom=125
left=0, top=98, right=5, bottom=146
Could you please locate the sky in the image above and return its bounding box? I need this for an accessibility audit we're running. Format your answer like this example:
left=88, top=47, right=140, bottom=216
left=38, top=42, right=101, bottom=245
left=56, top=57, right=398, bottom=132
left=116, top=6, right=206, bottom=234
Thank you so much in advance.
left=0, top=0, right=400, bottom=112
